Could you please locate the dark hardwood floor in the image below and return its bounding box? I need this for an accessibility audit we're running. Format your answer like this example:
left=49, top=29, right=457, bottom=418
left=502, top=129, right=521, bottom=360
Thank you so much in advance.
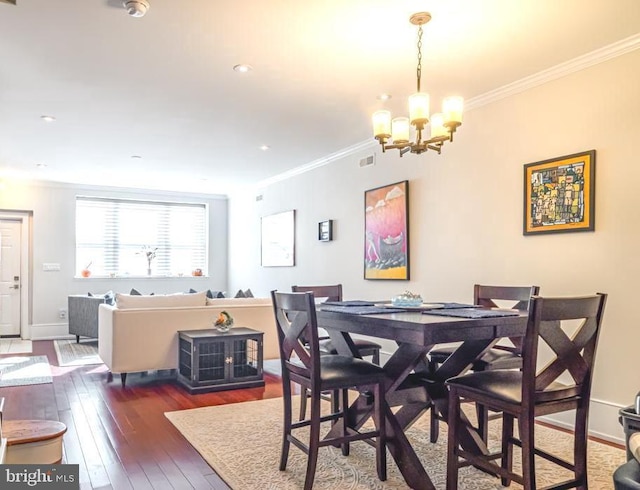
left=0, top=341, right=623, bottom=489
left=0, top=341, right=283, bottom=490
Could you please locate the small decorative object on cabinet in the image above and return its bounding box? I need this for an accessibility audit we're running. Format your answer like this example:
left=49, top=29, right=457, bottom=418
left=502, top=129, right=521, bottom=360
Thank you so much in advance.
left=177, top=328, right=264, bottom=394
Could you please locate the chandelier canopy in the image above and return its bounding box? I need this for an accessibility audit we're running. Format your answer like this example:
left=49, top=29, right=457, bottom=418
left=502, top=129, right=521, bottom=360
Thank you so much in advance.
left=372, top=12, right=463, bottom=156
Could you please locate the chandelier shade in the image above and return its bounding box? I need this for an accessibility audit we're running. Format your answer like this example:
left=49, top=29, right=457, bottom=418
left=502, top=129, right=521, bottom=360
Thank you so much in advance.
left=372, top=12, right=463, bottom=156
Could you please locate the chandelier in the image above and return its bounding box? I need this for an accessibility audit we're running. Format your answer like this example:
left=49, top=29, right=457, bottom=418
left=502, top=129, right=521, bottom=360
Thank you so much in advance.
left=372, top=12, right=463, bottom=156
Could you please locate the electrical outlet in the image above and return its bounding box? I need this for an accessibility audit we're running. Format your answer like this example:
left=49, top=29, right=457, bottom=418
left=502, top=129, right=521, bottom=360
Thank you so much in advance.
left=59, top=308, right=67, bottom=320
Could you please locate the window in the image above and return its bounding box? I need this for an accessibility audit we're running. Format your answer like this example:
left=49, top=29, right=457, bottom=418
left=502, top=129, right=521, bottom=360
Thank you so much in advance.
left=76, top=197, right=208, bottom=277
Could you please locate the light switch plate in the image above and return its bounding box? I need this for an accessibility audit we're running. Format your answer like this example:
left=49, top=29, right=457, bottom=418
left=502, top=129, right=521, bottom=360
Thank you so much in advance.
left=42, top=263, right=61, bottom=271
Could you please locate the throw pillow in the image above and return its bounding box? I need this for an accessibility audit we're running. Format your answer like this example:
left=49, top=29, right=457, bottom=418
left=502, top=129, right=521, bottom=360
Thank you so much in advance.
left=234, top=289, right=246, bottom=298
left=87, top=292, right=93, bottom=297
left=244, top=288, right=254, bottom=298
left=188, top=288, right=198, bottom=294
left=217, top=291, right=225, bottom=298
left=104, top=290, right=115, bottom=305
left=130, top=288, right=142, bottom=296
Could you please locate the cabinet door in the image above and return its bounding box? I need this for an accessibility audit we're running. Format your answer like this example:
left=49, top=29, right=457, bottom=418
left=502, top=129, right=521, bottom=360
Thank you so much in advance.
left=196, top=339, right=228, bottom=382
left=229, top=336, right=262, bottom=381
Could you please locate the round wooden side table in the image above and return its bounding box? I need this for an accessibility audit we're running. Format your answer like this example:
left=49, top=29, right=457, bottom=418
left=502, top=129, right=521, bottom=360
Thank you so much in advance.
left=3, top=420, right=67, bottom=464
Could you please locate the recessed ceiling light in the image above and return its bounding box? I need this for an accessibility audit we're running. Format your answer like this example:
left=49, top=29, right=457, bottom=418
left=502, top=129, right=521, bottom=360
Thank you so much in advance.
left=233, top=64, right=253, bottom=73
left=376, top=94, right=392, bottom=101
left=36, top=163, right=48, bottom=168
left=259, top=145, right=270, bottom=151
left=40, top=115, right=56, bottom=122
left=131, top=155, right=142, bottom=159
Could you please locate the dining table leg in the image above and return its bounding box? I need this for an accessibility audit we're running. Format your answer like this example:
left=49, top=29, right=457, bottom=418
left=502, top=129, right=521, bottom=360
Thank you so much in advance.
left=325, top=339, right=438, bottom=489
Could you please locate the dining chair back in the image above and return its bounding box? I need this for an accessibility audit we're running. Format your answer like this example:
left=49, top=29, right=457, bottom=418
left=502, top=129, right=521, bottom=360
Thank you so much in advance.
left=292, top=284, right=342, bottom=302
left=445, top=293, right=607, bottom=490
left=428, top=284, right=540, bottom=442
left=271, top=290, right=387, bottom=490
left=292, top=284, right=383, bottom=419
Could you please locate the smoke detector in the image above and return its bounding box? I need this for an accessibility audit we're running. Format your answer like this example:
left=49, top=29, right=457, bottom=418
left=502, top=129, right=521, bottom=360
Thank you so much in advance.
left=123, top=0, right=149, bottom=18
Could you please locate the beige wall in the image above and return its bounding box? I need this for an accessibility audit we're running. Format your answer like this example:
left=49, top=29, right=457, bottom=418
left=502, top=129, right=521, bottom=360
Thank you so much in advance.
left=228, top=49, right=640, bottom=441
left=0, top=181, right=228, bottom=338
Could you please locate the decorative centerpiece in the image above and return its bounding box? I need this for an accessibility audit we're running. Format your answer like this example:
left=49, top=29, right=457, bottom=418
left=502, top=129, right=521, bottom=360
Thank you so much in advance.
left=138, top=245, right=158, bottom=276
left=80, top=261, right=92, bottom=278
left=391, top=290, right=423, bottom=307
left=214, top=311, right=234, bottom=332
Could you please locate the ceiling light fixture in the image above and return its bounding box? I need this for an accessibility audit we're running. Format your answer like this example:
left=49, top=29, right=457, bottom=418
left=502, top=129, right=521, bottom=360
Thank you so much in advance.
left=372, top=12, right=463, bottom=156
left=233, top=64, right=252, bottom=73
left=123, top=0, right=149, bottom=18
left=40, top=115, right=56, bottom=122
left=259, top=145, right=270, bottom=151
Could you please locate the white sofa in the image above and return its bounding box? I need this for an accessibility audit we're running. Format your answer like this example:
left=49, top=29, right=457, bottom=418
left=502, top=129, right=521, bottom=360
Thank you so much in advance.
left=98, top=292, right=278, bottom=385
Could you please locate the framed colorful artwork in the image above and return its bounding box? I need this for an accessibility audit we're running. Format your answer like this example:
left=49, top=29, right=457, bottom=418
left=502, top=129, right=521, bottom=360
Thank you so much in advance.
left=261, top=210, right=295, bottom=266
left=523, top=150, right=596, bottom=235
left=364, top=180, right=409, bottom=280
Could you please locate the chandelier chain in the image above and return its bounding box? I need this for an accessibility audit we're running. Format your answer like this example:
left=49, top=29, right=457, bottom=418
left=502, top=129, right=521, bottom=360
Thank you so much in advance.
left=416, top=24, right=423, bottom=92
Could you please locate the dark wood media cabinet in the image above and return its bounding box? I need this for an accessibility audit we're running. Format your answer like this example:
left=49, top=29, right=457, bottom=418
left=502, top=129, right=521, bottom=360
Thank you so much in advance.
left=177, top=327, right=264, bottom=394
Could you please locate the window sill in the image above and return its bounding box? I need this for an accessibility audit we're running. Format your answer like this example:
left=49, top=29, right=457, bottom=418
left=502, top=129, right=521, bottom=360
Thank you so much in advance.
left=74, top=275, right=209, bottom=280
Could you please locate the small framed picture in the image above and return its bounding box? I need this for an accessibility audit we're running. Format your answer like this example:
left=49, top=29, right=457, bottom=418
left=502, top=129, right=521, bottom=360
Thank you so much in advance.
left=318, top=220, right=333, bottom=242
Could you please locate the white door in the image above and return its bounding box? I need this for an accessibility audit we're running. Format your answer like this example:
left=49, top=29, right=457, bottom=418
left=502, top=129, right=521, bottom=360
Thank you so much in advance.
left=0, top=220, right=21, bottom=336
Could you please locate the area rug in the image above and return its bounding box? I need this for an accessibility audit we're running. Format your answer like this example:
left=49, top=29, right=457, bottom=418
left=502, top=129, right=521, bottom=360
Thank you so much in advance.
left=0, top=339, right=32, bottom=354
left=165, top=397, right=625, bottom=490
left=0, top=355, right=52, bottom=387
left=53, top=339, right=102, bottom=367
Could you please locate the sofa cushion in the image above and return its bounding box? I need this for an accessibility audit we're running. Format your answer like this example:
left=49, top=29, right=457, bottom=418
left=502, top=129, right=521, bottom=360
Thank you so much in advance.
left=116, top=291, right=207, bottom=309
left=206, top=297, right=268, bottom=307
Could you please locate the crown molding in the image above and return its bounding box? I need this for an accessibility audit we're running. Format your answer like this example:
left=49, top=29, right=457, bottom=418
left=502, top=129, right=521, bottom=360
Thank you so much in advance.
left=255, top=139, right=377, bottom=189
left=256, top=33, right=640, bottom=188
left=467, top=33, right=640, bottom=110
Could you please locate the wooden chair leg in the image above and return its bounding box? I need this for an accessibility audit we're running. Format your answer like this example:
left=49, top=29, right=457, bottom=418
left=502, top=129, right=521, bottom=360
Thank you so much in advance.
left=280, top=381, right=294, bottom=471
left=501, top=413, right=514, bottom=487
left=372, top=349, right=380, bottom=365
left=476, top=403, right=489, bottom=443
left=299, top=388, right=308, bottom=421
left=446, top=387, right=461, bottom=490
left=574, top=404, right=589, bottom=489
left=519, top=415, right=536, bottom=489
left=340, top=388, right=349, bottom=456
left=430, top=402, right=440, bottom=443
left=304, top=390, right=322, bottom=490
left=374, top=382, right=387, bottom=481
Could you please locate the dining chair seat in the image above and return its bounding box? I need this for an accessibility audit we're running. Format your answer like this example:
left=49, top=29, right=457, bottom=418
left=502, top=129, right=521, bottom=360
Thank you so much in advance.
left=319, top=338, right=382, bottom=364
left=315, top=354, right=385, bottom=386
left=445, top=370, right=581, bottom=406
left=428, top=344, right=522, bottom=371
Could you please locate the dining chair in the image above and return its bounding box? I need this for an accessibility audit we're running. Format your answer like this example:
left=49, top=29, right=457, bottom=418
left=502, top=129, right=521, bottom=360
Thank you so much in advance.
left=271, top=290, right=387, bottom=490
left=292, top=284, right=383, bottom=420
left=428, top=284, right=539, bottom=443
left=445, top=293, right=607, bottom=490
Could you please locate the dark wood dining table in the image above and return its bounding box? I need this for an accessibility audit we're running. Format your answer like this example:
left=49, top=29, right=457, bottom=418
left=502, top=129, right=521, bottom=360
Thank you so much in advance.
left=316, top=306, right=529, bottom=490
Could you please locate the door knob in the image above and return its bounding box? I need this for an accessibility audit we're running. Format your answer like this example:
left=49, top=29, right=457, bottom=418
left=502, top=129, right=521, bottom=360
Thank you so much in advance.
left=11, top=284, right=20, bottom=290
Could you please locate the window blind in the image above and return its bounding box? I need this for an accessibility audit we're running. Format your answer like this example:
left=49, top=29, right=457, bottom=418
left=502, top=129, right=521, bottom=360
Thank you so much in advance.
left=76, top=196, right=208, bottom=277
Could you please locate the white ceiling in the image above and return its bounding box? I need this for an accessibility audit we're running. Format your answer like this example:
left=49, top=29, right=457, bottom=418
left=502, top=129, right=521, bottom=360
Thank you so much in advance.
left=1, top=0, right=639, bottom=194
